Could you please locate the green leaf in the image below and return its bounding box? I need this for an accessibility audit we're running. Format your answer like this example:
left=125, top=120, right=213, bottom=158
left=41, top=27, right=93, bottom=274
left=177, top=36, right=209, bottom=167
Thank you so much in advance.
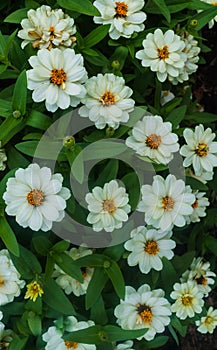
left=7, top=145, right=30, bottom=169
left=105, top=260, right=125, bottom=300
left=75, top=253, right=107, bottom=267
left=85, top=267, right=109, bottom=310
left=165, top=105, right=187, bottom=129
left=12, top=70, right=27, bottom=115
left=110, top=46, right=129, bottom=71
left=84, top=50, right=109, bottom=66
left=4, top=8, right=29, bottom=23
left=191, top=6, right=217, bottom=30
left=103, top=325, right=147, bottom=342
left=90, top=295, right=108, bottom=325
left=103, top=243, right=125, bottom=261
left=5, top=29, right=18, bottom=59
left=32, top=236, right=53, bottom=256
left=168, top=324, right=179, bottom=346
left=45, top=255, right=55, bottom=281
left=146, top=336, right=169, bottom=348
left=185, top=111, right=217, bottom=123
left=51, top=240, right=70, bottom=253
left=10, top=245, right=42, bottom=279
left=43, top=278, right=76, bottom=315
left=57, top=0, right=100, bottom=16
left=27, top=313, right=42, bottom=336
left=93, top=159, right=119, bottom=188
left=160, top=258, right=178, bottom=292
left=0, top=216, right=19, bottom=256
left=8, top=335, right=28, bottom=350
left=0, top=98, right=12, bottom=117
left=52, top=251, right=83, bottom=283
left=0, top=115, right=26, bottom=146
left=121, top=172, right=140, bottom=211
left=186, top=176, right=208, bottom=191
left=171, top=314, right=187, bottom=337
left=152, top=0, right=171, bottom=22
left=172, top=251, right=195, bottom=275
left=15, top=141, right=66, bottom=160
left=63, top=325, right=103, bottom=344
left=83, top=25, right=110, bottom=47
left=205, top=236, right=217, bottom=256
left=26, top=110, right=52, bottom=130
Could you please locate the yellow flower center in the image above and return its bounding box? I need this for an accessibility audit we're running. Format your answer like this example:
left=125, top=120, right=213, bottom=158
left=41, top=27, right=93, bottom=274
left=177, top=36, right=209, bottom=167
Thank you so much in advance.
left=192, top=199, right=199, bottom=209
left=205, top=316, right=212, bottom=325
left=26, top=189, right=44, bottom=207
left=211, top=2, right=217, bottom=5
left=24, top=281, right=44, bottom=302
left=162, top=196, right=175, bottom=211
left=99, top=91, right=116, bottom=105
left=49, top=25, right=55, bottom=34
left=64, top=341, right=78, bottom=349
left=137, top=304, right=153, bottom=324
left=195, top=276, right=208, bottom=286
left=144, top=240, right=159, bottom=255
left=195, top=142, right=209, bottom=157
left=103, top=199, right=116, bottom=214
left=157, top=45, right=169, bottom=59
left=115, top=2, right=128, bottom=17
left=181, top=295, right=193, bottom=306
left=0, top=278, right=4, bottom=286
left=50, top=69, right=67, bottom=89
left=146, top=134, right=162, bottom=149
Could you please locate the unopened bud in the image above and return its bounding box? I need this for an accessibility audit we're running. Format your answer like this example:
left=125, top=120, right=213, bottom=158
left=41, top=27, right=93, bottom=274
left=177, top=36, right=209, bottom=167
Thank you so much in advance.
left=106, top=127, right=115, bottom=137
left=111, top=60, right=120, bottom=70
left=13, top=110, right=21, bottom=119
left=190, top=19, right=198, bottom=28
left=63, top=136, right=75, bottom=148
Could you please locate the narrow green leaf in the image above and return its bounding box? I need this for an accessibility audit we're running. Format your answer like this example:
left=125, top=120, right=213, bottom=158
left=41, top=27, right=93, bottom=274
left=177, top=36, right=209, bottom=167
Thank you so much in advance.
left=93, top=159, right=119, bottom=188
left=186, top=176, right=208, bottom=191
left=12, top=70, right=27, bottom=116
left=152, top=0, right=171, bottom=22
left=83, top=25, right=110, bottom=47
left=5, top=29, right=18, bottom=58
left=4, top=8, right=29, bottom=23
left=205, top=236, right=217, bottom=256
left=0, top=216, right=19, bottom=256
left=10, top=245, right=42, bottom=279
left=7, top=145, right=30, bottom=169
left=75, top=253, right=107, bottom=267
left=146, top=336, right=169, bottom=348
left=121, top=172, right=140, bottom=211
left=0, top=115, right=26, bottom=146
left=85, top=267, right=108, bottom=310
left=8, top=335, right=28, bottom=350
left=90, top=295, right=108, bottom=325
left=15, top=141, right=66, bottom=160
left=26, top=110, right=52, bottom=130
left=160, top=258, right=178, bottom=292
left=27, top=313, right=42, bottom=336
left=32, top=236, right=53, bottom=256
left=168, top=324, right=179, bottom=346
left=172, top=251, right=195, bottom=275
left=52, top=251, right=83, bottom=283
left=104, top=325, right=147, bottom=342
left=191, top=6, right=217, bottom=30
left=105, top=260, right=125, bottom=300
left=63, top=325, right=103, bottom=344
left=171, top=314, right=187, bottom=337
left=43, top=278, right=76, bottom=315
left=45, top=255, right=55, bottom=281
left=57, top=0, right=100, bottom=16
left=165, top=105, right=187, bottom=129
left=185, top=111, right=217, bottom=123
left=51, top=240, right=70, bottom=253
left=103, top=243, right=125, bottom=262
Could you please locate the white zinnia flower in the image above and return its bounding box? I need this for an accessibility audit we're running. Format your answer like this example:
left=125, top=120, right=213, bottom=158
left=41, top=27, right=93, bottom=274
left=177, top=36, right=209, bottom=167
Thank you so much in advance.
left=170, top=281, right=204, bottom=320
left=18, top=5, right=76, bottom=50
left=200, top=0, right=217, bottom=28
left=86, top=180, right=131, bottom=232
left=124, top=226, right=176, bottom=274
left=138, top=174, right=195, bottom=231
left=181, top=257, right=216, bottom=297
left=27, top=48, right=87, bottom=112
left=196, top=307, right=217, bottom=334
left=53, top=246, right=94, bottom=297
left=79, top=73, right=135, bottom=129
left=93, top=0, right=146, bottom=40
left=125, top=115, right=179, bottom=164
left=185, top=167, right=214, bottom=184
left=136, top=28, right=187, bottom=82
left=3, top=163, right=71, bottom=232
left=169, top=32, right=200, bottom=85
left=160, top=90, right=175, bottom=106
left=180, top=124, right=217, bottom=176
left=0, top=249, right=25, bottom=306
left=114, top=284, right=171, bottom=341
left=42, top=316, right=96, bottom=350
left=0, top=142, right=7, bottom=171
left=186, top=190, right=209, bottom=223
left=114, top=340, right=135, bottom=350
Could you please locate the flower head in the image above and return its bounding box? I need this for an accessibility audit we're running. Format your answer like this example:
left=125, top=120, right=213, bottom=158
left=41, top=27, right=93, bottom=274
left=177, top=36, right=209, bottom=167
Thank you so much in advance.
left=126, top=115, right=179, bottom=164
left=0, top=142, right=7, bottom=171
left=42, top=316, right=96, bottom=350
left=93, top=0, right=146, bottom=40
left=196, top=306, right=217, bottom=334
left=53, top=246, right=94, bottom=297
left=24, top=281, right=44, bottom=302
left=180, top=124, right=217, bottom=176
left=18, top=5, right=76, bottom=50
left=0, top=249, right=25, bottom=306
left=79, top=73, right=135, bottom=129
left=138, top=174, right=195, bottom=231
left=114, top=284, right=171, bottom=341
left=170, top=281, right=204, bottom=319
left=136, top=29, right=187, bottom=82
left=114, top=340, right=135, bottom=350
left=186, top=190, right=209, bottom=223
left=160, top=90, right=175, bottom=106
left=124, top=226, right=176, bottom=273
left=86, top=180, right=131, bottom=232
left=169, top=32, right=200, bottom=85
left=3, top=163, right=71, bottom=232
left=26, top=48, right=87, bottom=112
left=181, top=257, right=216, bottom=297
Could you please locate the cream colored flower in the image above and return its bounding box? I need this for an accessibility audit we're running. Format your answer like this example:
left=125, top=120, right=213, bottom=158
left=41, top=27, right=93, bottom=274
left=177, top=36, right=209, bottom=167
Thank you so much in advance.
left=18, top=5, right=76, bottom=50
left=196, top=307, right=217, bottom=334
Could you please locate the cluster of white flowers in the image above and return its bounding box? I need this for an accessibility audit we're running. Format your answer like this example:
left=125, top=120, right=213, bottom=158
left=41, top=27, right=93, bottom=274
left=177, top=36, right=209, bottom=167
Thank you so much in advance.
left=124, top=226, right=176, bottom=273
left=138, top=174, right=195, bottom=231
left=126, top=114, right=179, bottom=165
left=18, top=5, right=76, bottom=50
left=79, top=73, right=135, bottom=129
left=0, top=249, right=25, bottom=305
left=3, top=163, right=71, bottom=232
left=169, top=32, right=200, bottom=85
left=0, top=141, right=7, bottom=171
left=114, top=284, right=171, bottom=341
left=42, top=316, right=96, bottom=350
left=93, top=0, right=147, bottom=39
left=53, top=246, right=94, bottom=297
left=181, top=257, right=216, bottom=297
left=86, top=179, right=131, bottom=232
